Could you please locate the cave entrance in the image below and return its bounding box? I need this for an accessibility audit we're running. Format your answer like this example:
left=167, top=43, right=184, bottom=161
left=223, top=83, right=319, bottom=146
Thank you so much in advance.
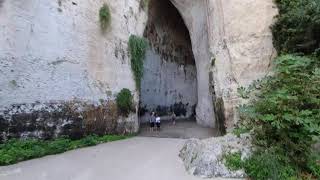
left=139, top=0, right=197, bottom=124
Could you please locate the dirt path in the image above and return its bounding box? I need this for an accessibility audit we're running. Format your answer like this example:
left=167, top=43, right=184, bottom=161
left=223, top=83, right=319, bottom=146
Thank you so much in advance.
left=0, top=137, right=234, bottom=180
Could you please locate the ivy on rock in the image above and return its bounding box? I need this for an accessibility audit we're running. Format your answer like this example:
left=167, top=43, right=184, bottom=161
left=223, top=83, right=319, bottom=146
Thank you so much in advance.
left=128, top=35, right=148, bottom=90
left=99, top=3, right=111, bottom=31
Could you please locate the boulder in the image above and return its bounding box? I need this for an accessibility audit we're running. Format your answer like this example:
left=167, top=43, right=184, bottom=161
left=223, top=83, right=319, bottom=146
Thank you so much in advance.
left=179, top=134, right=252, bottom=178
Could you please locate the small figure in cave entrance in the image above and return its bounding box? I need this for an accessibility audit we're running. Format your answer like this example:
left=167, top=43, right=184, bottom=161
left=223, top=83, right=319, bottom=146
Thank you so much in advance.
left=171, top=111, right=176, bottom=126
left=155, top=114, right=161, bottom=131
left=149, top=112, right=155, bottom=132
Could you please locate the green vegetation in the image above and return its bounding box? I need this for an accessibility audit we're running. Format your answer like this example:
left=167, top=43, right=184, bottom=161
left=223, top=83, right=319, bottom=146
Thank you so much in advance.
left=224, top=151, right=299, bottom=179
left=236, top=0, right=320, bottom=179
left=243, top=149, right=298, bottom=180
left=272, top=0, right=320, bottom=54
left=99, top=3, right=111, bottom=31
left=128, top=35, right=148, bottom=90
left=232, top=127, right=250, bottom=138
left=0, top=135, right=130, bottom=166
left=238, top=54, right=320, bottom=179
left=224, top=152, right=243, bottom=171
left=306, top=151, right=320, bottom=178
left=116, top=88, right=134, bottom=116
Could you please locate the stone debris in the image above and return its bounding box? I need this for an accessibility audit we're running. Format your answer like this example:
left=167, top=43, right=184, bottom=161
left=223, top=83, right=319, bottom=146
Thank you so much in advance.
left=179, top=133, right=252, bottom=178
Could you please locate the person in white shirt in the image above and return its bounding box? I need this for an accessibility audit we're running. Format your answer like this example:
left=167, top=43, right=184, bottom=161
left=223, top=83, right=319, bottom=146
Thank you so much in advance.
left=155, top=115, right=161, bottom=131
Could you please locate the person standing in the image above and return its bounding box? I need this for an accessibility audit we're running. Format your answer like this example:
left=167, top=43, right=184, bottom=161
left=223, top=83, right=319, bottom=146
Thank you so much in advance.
left=149, top=112, right=155, bottom=132
left=155, top=114, right=161, bottom=131
left=171, top=111, right=176, bottom=125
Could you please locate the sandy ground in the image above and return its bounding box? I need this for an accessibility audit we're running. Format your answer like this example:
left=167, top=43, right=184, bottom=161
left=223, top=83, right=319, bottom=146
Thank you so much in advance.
left=0, top=137, right=237, bottom=180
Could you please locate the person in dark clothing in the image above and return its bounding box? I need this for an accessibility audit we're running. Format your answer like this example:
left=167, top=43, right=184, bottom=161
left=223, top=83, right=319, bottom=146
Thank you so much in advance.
left=149, top=112, right=155, bottom=132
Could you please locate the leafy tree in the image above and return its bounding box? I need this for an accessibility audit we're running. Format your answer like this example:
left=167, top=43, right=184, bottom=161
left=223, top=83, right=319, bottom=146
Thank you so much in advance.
left=272, top=0, right=320, bottom=54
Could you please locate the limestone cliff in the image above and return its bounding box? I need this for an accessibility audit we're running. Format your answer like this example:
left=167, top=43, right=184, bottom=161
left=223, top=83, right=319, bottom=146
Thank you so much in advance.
left=171, top=0, right=277, bottom=129
left=0, top=0, right=147, bottom=140
left=140, top=0, right=197, bottom=122
left=0, top=0, right=277, bottom=140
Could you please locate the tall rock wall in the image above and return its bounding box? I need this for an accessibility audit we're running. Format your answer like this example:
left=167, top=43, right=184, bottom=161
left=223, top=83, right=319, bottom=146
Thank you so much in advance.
left=170, top=0, right=277, bottom=130
left=140, top=0, right=197, bottom=122
left=208, top=0, right=278, bottom=129
left=0, top=0, right=278, bottom=139
left=0, top=0, right=147, bottom=140
left=140, top=50, right=197, bottom=122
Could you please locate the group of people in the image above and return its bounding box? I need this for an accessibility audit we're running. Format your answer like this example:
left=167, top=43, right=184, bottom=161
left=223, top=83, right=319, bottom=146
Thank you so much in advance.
left=149, top=111, right=176, bottom=132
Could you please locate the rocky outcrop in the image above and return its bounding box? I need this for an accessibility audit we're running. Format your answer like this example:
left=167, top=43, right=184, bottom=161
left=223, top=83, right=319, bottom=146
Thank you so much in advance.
left=179, top=134, right=252, bottom=178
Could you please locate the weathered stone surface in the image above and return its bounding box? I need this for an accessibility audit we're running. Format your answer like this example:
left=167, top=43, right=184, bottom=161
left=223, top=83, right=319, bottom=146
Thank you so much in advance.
left=0, top=101, right=137, bottom=142
left=207, top=0, right=278, bottom=129
left=140, top=49, right=197, bottom=122
left=0, top=0, right=146, bottom=106
left=170, top=0, right=278, bottom=129
left=179, top=134, right=252, bottom=178
left=0, top=0, right=145, bottom=139
left=140, top=0, right=197, bottom=122
left=0, top=0, right=278, bottom=136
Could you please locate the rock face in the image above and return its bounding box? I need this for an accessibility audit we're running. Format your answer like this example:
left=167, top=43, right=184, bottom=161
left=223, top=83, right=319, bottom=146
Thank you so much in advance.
left=140, top=0, right=197, bottom=122
left=0, top=0, right=278, bottom=139
left=0, top=0, right=146, bottom=140
left=140, top=50, right=197, bottom=122
left=0, top=101, right=138, bottom=141
left=170, top=0, right=278, bottom=129
left=179, top=134, right=252, bottom=178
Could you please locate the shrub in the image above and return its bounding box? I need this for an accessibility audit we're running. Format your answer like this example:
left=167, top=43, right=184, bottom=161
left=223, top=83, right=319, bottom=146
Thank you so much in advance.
left=272, top=0, right=320, bottom=54
left=232, top=127, right=250, bottom=138
left=239, top=54, right=320, bottom=178
left=116, top=88, right=134, bottom=116
left=99, top=3, right=111, bottom=31
left=237, top=1, right=320, bottom=179
left=224, top=150, right=299, bottom=179
left=224, top=152, right=243, bottom=171
left=243, top=149, right=298, bottom=180
left=243, top=55, right=320, bottom=163
left=128, top=35, right=148, bottom=90
left=306, top=151, right=320, bottom=178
